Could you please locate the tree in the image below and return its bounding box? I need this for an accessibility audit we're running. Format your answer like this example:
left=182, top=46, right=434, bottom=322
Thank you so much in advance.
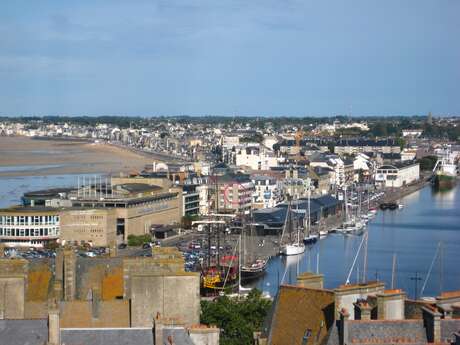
left=127, top=234, right=151, bottom=246
left=201, top=289, right=272, bottom=345
left=418, top=156, right=438, bottom=171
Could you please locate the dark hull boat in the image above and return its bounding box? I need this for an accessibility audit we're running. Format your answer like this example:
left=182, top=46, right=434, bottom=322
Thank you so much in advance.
left=240, top=259, right=268, bottom=282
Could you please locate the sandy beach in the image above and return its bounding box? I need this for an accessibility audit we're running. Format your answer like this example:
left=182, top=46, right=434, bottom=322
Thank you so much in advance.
left=0, top=136, right=151, bottom=177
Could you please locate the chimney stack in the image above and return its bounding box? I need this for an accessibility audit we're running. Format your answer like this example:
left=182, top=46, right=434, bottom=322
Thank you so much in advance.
left=376, top=289, right=405, bottom=320
left=354, top=300, right=372, bottom=320
left=422, top=306, right=442, bottom=343
left=339, top=308, right=350, bottom=345
left=47, top=300, right=60, bottom=345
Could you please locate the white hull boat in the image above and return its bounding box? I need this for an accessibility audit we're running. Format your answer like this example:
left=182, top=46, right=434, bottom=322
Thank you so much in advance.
left=280, top=243, right=305, bottom=256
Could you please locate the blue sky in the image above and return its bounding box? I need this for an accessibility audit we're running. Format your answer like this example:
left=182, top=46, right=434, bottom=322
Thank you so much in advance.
left=0, top=0, right=459, bottom=116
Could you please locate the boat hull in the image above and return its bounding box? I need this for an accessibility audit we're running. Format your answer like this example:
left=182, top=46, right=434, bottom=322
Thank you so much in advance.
left=434, top=174, right=456, bottom=189
left=280, top=244, right=305, bottom=256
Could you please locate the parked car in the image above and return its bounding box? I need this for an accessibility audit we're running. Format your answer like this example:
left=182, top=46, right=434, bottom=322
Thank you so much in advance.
left=118, top=243, right=127, bottom=249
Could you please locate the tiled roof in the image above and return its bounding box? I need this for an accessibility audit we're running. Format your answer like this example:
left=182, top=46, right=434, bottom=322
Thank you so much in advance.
left=268, top=285, right=335, bottom=345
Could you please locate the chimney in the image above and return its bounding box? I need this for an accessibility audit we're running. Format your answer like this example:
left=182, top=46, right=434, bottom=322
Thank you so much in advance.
left=422, top=306, right=442, bottom=343
left=53, top=281, right=63, bottom=301
left=376, top=290, right=405, bottom=320
left=154, top=313, right=164, bottom=345
left=297, top=272, right=324, bottom=289
left=354, top=300, right=372, bottom=320
left=63, top=248, right=76, bottom=301
left=188, top=325, right=220, bottom=345
left=48, top=300, right=60, bottom=345
left=339, top=308, right=349, bottom=345
left=91, top=287, right=101, bottom=319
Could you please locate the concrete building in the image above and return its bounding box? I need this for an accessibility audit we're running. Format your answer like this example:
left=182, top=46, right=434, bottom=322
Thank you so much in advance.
left=0, top=208, right=60, bottom=248
left=64, top=183, right=182, bottom=246
left=0, top=247, right=218, bottom=345
left=2, top=178, right=183, bottom=248
left=375, top=162, right=420, bottom=188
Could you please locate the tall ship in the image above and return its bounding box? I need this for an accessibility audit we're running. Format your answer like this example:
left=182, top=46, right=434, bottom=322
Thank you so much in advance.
left=433, top=145, right=458, bottom=189
left=240, top=216, right=268, bottom=282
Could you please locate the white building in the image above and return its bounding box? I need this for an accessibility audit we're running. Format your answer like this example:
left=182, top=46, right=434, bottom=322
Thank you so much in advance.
left=234, top=145, right=279, bottom=170
left=375, top=162, right=420, bottom=188
left=251, top=176, right=279, bottom=209
left=402, top=129, right=423, bottom=137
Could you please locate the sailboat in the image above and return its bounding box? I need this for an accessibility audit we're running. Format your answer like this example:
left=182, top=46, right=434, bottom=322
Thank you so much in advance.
left=240, top=215, right=268, bottom=282
left=303, top=182, right=318, bottom=244
left=280, top=200, right=305, bottom=256
left=238, top=235, right=254, bottom=294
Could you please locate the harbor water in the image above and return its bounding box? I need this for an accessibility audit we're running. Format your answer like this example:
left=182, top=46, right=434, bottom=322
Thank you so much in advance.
left=252, top=184, right=460, bottom=299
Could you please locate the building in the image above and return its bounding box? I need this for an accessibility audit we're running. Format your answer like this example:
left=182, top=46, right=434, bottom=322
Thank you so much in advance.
left=375, top=162, right=420, bottom=188
left=251, top=175, right=279, bottom=209
left=64, top=182, right=182, bottom=246
left=402, top=129, right=423, bottom=137
left=256, top=273, right=460, bottom=345
left=212, top=174, right=255, bottom=214
left=2, top=177, right=183, bottom=248
left=0, top=207, right=60, bottom=248
left=252, top=195, right=342, bottom=235
left=234, top=145, right=279, bottom=170
left=182, top=185, right=200, bottom=217
left=0, top=247, right=219, bottom=345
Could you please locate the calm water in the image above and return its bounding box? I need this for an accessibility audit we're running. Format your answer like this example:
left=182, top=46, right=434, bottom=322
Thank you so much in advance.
left=253, top=185, right=460, bottom=299
left=0, top=171, right=102, bottom=208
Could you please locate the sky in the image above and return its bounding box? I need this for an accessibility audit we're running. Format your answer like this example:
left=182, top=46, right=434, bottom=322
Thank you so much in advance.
left=0, top=0, right=459, bottom=117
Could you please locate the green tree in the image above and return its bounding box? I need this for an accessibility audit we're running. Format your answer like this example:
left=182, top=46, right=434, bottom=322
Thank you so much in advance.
left=127, top=234, right=152, bottom=246
left=201, top=289, right=272, bottom=345
left=418, top=155, right=438, bottom=171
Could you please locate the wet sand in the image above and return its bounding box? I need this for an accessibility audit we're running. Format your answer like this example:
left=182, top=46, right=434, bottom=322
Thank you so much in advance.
left=0, top=136, right=151, bottom=177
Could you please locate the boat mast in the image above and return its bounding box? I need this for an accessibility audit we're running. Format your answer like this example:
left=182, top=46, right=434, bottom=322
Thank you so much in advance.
left=391, top=253, right=397, bottom=289
left=307, top=179, right=311, bottom=237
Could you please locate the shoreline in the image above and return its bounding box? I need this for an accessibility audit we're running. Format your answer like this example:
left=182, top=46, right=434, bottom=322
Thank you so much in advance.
left=0, top=136, right=150, bottom=178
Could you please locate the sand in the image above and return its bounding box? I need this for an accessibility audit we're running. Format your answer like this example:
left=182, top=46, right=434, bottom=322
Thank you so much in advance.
left=0, top=136, right=152, bottom=177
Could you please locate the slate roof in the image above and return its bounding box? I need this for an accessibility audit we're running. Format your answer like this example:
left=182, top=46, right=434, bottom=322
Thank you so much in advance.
left=347, top=320, right=427, bottom=344
left=441, top=319, right=460, bottom=343
left=163, top=327, right=196, bottom=345
left=253, top=195, right=340, bottom=227
left=0, top=319, right=48, bottom=345
left=61, top=328, right=154, bottom=345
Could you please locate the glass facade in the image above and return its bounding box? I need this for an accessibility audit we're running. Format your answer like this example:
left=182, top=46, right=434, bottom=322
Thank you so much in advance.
left=0, top=214, right=60, bottom=239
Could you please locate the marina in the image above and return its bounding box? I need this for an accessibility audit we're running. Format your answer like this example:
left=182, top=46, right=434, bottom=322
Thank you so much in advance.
left=250, top=184, right=460, bottom=299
